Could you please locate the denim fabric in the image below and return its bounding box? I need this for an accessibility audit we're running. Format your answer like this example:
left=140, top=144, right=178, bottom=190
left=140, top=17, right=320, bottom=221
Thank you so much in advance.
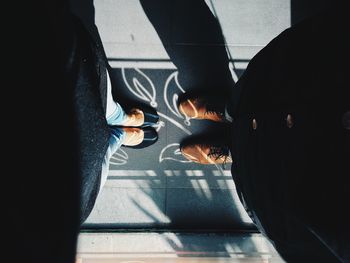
left=100, top=126, right=125, bottom=191
left=105, top=68, right=127, bottom=155
left=106, top=102, right=127, bottom=125
left=99, top=70, right=127, bottom=191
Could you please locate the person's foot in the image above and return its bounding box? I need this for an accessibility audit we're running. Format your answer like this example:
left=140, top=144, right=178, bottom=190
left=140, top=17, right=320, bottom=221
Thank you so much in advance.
left=121, top=127, right=159, bottom=149
left=122, top=128, right=144, bottom=146
left=180, top=143, right=232, bottom=164
left=121, top=108, right=144, bottom=127
left=178, top=97, right=226, bottom=122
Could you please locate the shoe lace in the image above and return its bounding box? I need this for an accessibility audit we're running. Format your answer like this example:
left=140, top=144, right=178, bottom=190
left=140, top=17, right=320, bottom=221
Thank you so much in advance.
left=208, top=145, right=230, bottom=167
left=205, top=101, right=225, bottom=117
left=205, top=109, right=224, bottom=116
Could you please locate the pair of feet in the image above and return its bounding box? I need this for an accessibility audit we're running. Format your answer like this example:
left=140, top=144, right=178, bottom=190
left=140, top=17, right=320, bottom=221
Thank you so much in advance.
left=178, top=96, right=232, bottom=165
left=119, top=108, right=157, bottom=148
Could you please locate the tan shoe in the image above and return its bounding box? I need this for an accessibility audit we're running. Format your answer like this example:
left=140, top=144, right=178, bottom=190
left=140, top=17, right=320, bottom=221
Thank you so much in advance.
left=122, top=128, right=144, bottom=146
left=178, top=97, right=225, bottom=122
left=181, top=143, right=232, bottom=164
left=121, top=108, right=144, bottom=127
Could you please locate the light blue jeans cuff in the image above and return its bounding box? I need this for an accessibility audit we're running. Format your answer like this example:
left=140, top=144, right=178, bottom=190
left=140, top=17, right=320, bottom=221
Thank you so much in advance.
left=109, top=127, right=126, bottom=154
left=99, top=127, right=125, bottom=192
left=106, top=102, right=127, bottom=126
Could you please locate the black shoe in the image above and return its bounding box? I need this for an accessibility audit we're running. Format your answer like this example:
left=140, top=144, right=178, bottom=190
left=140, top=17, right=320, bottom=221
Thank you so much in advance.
left=180, top=142, right=231, bottom=164
left=177, top=92, right=228, bottom=122
left=136, top=105, right=159, bottom=128
left=179, top=131, right=232, bottom=165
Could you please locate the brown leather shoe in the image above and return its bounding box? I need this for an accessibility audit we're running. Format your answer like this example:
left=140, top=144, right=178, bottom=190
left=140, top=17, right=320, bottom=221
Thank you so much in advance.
left=178, top=97, right=225, bottom=122
left=181, top=143, right=232, bottom=164
left=121, top=108, right=145, bottom=127
left=122, top=128, right=144, bottom=146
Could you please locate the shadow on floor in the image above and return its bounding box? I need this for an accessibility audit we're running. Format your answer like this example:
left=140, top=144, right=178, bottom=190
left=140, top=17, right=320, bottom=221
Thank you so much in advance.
left=139, top=0, right=234, bottom=96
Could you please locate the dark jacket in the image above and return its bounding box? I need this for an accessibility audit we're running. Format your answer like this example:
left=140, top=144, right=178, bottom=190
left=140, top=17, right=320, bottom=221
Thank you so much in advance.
left=67, top=16, right=111, bottom=224
left=228, top=8, right=350, bottom=263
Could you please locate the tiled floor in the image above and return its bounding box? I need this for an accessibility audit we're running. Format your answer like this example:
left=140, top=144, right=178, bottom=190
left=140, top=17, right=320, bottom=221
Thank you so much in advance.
left=74, top=0, right=290, bottom=229
left=77, top=232, right=285, bottom=262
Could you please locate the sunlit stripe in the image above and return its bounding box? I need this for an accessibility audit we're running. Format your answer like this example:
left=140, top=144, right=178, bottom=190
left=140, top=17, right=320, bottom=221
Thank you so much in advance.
left=108, top=170, right=158, bottom=176
left=110, top=60, right=177, bottom=69
left=109, top=60, right=248, bottom=70
left=234, top=61, right=249, bottom=69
